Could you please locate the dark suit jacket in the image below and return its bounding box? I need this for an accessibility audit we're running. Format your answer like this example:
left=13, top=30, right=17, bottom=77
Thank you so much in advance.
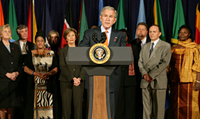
left=0, top=41, right=22, bottom=81
left=121, top=37, right=150, bottom=86
left=79, top=26, right=126, bottom=92
left=13, top=40, right=35, bottom=54
left=13, top=40, right=36, bottom=65
left=130, top=37, right=151, bottom=50
left=59, top=45, right=85, bottom=87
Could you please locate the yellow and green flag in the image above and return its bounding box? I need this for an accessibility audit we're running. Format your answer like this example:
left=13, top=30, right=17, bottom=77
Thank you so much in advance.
left=171, top=0, right=185, bottom=44
left=7, top=0, right=18, bottom=40
left=153, top=0, right=165, bottom=41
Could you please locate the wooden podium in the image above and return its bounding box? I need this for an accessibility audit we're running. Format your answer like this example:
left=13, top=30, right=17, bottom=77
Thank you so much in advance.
left=67, top=47, right=133, bottom=119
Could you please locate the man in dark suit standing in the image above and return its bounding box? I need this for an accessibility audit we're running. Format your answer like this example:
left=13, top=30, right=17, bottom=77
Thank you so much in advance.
left=79, top=6, right=126, bottom=119
left=13, top=25, right=35, bottom=119
left=138, top=25, right=171, bottom=119
left=132, top=22, right=150, bottom=119
left=116, top=23, right=150, bottom=119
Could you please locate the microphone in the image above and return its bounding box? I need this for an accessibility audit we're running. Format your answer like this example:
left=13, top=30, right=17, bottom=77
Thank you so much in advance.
left=100, top=32, right=107, bottom=43
left=92, top=32, right=98, bottom=43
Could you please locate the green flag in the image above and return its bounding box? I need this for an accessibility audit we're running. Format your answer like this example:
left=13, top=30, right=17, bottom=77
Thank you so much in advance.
left=7, top=0, right=18, bottom=40
left=171, top=0, right=185, bottom=44
left=153, top=0, right=165, bottom=41
left=115, top=0, right=126, bottom=30
left=78, top=0, right=88, bottom=44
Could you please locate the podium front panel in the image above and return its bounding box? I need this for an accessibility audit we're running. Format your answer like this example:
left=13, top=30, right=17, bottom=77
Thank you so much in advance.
left=67, top=47, right=133, bottom=65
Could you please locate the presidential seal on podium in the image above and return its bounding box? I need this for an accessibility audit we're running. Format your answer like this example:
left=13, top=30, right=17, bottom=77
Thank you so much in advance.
left=89, top=43, right=110, bottom=64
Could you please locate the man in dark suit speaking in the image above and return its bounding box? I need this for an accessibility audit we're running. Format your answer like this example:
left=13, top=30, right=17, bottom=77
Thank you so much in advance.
left=79, top=6, right=126, bottom=119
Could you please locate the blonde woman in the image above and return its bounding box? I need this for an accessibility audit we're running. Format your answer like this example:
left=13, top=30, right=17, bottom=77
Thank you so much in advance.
left=0, top=24, right=22, bottom=119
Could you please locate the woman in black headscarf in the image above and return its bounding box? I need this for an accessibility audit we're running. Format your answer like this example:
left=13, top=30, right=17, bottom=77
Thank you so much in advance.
left=24, top=30, right=58, bottom=119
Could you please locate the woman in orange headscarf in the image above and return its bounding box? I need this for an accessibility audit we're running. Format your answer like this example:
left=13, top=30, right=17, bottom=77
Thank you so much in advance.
left=168, top=25, right=200, bottom=119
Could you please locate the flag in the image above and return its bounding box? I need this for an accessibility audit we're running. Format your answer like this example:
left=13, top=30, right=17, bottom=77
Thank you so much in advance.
left=115, top=0, right=126, bottom=30
left=135, top=0, right=146, bottom=38
left=98, top=0, right=104, bottom=26
left=61, top=20, right=70, bottom=48
left=171, top=0, right=185, bottom=44
left=153, top=0, right=165, bottom=41
left=195, top=0, right=200, bottom=44
left=7, top=0, right=18, bottom=40
left=0, top=0, right=4, bottom=26
left=78, top=0, right=88, bottom=44
left=61, top=0, right=73, bottom=48
left=41, top=0, right=52, bottom=47
left=27, top=0, right=37, bottom=43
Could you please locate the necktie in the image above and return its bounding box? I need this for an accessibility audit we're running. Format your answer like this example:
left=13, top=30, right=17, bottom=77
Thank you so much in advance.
left=149, top=42, right=154, bottom=57
left=22, top=42, right=27, bottom=54
left=140, top=41, right=143, bottom=47
left=103, top=31, right=108, bottom=46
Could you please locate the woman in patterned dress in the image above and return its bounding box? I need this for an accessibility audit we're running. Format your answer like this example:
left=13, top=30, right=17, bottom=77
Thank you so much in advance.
left=168, top=25, right=200, bottom=119
left=24, top=30, right=58, bottom=119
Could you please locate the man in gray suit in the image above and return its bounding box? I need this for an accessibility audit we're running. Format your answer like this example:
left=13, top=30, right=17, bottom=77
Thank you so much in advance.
left=138, top=25, right=171, bottom=119
left=79, top=6, right=126, bottom=119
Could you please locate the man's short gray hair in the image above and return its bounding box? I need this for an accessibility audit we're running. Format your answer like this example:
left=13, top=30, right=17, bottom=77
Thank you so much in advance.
left=16, top=25, right=28, bottom=33
left=100, top=6, right=118, bottom=18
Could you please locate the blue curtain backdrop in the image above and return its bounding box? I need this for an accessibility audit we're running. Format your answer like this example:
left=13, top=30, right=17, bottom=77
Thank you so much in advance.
left=1, top=0, right=199, bottom=43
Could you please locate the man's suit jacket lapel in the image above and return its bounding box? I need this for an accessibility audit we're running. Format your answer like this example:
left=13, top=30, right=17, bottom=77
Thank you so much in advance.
left=146, top=37, right=151, bottom=43
left=95, top=27, right=101, bottom=43
left=26, top=41, right=34, bottom=51
left=136, top=37, right=150, bottom=50
left=135, top=38, right=142, bottom=50
left=145, top=43, right=151, bottom=61
left=15, top=40, right=22, bottom=52
left=109, top=28, right=117, bottom=46
left=144, top=37, right=152, bottom=62
left=26, top=41, right=29, bottom=51
left=148, top=40, right=161, bottom=61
